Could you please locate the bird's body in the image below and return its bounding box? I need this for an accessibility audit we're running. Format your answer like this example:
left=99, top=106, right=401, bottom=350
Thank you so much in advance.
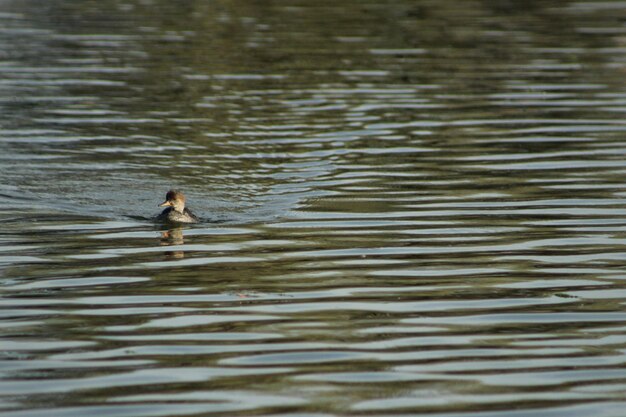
left=156, top=190, right=199, bottom=224
left=156, top=206, right=199, bottom=223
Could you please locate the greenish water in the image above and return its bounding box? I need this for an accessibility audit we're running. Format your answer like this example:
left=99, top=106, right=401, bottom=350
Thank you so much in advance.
left=1, top=0, right=626, bottom=416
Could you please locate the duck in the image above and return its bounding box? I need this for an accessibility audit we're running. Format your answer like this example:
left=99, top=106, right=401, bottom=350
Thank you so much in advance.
left=156, top=190, right=199, bottom=224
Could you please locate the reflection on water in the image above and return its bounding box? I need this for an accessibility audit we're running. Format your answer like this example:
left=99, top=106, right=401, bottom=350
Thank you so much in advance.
left=160, top=228, right=185, bottom=259
left=1, top=0, right=626, bottom=416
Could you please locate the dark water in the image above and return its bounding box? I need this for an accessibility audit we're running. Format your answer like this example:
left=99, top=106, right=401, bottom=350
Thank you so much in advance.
left=2, top=0, right=626, bottom=415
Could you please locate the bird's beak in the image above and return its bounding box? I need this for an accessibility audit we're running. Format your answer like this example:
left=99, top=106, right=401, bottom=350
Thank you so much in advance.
left=159, top=200, right=172, bottom=207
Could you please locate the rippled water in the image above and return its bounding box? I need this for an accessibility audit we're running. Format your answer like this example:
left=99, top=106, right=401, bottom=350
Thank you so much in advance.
left=2, top=0, right=626, bottom=416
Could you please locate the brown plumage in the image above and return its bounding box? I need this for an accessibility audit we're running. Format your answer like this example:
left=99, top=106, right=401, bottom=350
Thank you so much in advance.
left=156, top=190, right=199, bottom=223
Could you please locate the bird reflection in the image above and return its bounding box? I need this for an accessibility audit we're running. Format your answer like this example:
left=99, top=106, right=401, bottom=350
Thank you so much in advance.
left=160, top=227, right=185, bottom=259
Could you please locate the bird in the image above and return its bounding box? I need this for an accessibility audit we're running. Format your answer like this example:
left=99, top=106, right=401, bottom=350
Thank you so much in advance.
left=156, top=190, right=199, bottom=223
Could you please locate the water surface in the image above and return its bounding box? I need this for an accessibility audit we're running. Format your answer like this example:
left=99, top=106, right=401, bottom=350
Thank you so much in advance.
left=1, top=1, right=626, bottom=416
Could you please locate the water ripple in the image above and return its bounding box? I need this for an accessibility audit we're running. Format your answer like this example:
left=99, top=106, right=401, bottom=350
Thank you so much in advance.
left=1, top=0, right=626, bottom=416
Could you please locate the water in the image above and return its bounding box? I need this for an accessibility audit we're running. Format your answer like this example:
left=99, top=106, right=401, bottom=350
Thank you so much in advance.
left=1, top=0, right=626, bottom=415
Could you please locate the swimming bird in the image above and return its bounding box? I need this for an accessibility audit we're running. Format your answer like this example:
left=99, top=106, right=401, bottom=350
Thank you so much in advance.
left=156, top=190, right=199, bottom=223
